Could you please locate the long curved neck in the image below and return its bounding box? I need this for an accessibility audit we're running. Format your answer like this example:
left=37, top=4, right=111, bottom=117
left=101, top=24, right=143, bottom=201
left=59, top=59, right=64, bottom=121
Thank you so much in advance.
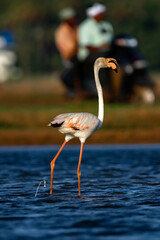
left=94, top=64, right=104, bottom=123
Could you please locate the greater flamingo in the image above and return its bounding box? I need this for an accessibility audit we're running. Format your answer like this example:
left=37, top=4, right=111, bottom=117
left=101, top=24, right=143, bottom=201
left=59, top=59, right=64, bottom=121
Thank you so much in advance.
left=48, top=57, right=119, bottom=195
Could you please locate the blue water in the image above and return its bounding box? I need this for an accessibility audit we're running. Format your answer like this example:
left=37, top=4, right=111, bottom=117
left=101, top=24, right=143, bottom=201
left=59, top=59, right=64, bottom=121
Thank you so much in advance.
left=0, top=144, right=160, bottom=240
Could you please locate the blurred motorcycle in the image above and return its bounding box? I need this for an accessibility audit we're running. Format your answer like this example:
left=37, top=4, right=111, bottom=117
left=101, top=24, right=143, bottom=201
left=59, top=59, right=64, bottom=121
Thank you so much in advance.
left=61, top=34, right=155, bottom=103
left=110, top=33, right=155, bottom=103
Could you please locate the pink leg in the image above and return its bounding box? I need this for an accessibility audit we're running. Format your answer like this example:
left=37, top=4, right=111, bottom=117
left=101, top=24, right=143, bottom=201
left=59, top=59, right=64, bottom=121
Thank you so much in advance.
left=77, top=142, right=84, bottom=196
left=50, top=140, right=67, bottom=194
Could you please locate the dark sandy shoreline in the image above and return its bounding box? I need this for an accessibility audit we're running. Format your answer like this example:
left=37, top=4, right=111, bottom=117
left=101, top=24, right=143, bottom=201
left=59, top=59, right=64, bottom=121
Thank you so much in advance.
left=0, top=128, right=160, bottom=146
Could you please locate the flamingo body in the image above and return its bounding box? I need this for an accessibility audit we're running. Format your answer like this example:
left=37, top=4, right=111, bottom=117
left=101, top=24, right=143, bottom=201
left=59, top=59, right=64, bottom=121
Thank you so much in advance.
left=49, top=112, right=101, bottom=143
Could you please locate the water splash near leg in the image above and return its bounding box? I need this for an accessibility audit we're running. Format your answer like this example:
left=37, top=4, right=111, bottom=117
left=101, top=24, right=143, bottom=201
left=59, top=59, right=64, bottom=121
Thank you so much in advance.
left=35, top=180, right=47, bottom=197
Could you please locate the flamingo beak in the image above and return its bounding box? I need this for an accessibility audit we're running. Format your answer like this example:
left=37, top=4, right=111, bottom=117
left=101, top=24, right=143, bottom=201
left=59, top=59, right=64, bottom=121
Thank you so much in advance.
left=106, top=58, right=120, bottom=73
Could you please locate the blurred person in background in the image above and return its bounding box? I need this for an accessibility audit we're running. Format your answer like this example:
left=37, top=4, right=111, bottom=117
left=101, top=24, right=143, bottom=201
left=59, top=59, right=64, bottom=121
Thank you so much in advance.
left=78, top=3, right=114, bottom=99
left=55, top=7, right=83, bottom=98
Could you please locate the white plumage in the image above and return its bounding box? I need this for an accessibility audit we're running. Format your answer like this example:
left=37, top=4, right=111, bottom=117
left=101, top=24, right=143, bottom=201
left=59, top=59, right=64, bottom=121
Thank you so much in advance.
left=49, top=112, right=100, bottom=142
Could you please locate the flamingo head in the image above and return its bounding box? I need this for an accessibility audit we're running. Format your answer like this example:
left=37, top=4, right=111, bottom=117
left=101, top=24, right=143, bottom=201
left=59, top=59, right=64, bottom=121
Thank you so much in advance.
left=95, top=57, right=119, bottom=73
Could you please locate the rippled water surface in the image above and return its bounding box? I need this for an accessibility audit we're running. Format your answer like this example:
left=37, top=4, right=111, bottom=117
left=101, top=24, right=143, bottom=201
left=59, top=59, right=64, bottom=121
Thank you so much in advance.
left=0, top=144, right=160, bottom=240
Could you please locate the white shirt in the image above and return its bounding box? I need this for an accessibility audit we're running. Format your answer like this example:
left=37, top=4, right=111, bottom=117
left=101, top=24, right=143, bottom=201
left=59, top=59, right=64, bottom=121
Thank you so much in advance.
left=78, top=17, right=114, bottom=60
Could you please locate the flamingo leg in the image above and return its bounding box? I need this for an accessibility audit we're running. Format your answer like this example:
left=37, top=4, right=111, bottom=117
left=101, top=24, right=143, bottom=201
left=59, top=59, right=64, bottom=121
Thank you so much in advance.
left=77, top=142, right=84, bottom=196
left=50, top=140, right=67, bottom=194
